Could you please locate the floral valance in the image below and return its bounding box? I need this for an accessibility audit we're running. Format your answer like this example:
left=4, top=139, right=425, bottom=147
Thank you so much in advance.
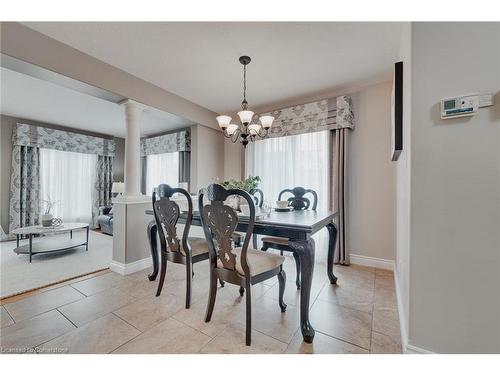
left=258, top=95, right=354, bottom=139
left=140, top=129, right=191, bottom=156
left=12, top=123, right=115, bottom=157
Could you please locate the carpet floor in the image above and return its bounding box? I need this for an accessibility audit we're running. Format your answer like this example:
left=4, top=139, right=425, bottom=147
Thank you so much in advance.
left=0, top=230, right=112, bottom=298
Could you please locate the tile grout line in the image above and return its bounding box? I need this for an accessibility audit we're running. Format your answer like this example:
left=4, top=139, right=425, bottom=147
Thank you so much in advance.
left=105, top=312, right=143, bottom=353
left=68, top=284, right=88, bottom=298
left=169, top=315, right=213, bottom=341
left=3, top=296, right=84, bottom=327
left=56, top=307, right=78, bottom=328
left=313, top=328, right=371, bottom=352
left=3, top=281, right=96, bottom=318
left=31, top=309, right=78, bottom=353
left=2, top=305, right=16, bottom=325
left=111, top=311, right=143, bottom=333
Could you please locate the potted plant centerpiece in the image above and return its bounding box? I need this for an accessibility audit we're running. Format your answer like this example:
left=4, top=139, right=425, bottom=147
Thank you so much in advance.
left=221, top=176, right=261, bottom=211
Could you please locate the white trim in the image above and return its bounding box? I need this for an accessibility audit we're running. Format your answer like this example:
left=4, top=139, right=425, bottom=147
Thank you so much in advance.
left=394, top=266, right=437, bottom=354
left=394, top=267, right=409, bottom=352
left=109, top=257, right=152, bottom=276
left=349, top=253, right=394, bottom=270
left=405, top=344, right=436, bottom=354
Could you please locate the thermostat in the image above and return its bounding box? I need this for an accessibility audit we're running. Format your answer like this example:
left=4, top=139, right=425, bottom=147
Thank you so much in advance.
left=441, top=94, right=479, bottom=119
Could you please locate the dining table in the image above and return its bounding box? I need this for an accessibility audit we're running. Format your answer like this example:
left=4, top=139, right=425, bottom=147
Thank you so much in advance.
left=145, top=205, right=338, bottom=343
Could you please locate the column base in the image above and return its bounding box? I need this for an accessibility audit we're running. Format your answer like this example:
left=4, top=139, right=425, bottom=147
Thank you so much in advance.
left=111, top=198, right=152, bottom=274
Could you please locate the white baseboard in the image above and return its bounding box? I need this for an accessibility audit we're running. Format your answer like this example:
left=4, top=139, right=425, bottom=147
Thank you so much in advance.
left=405, top=344, right=436, bottom=354
left=393, top=266, right=436, bottom=354
left=393, top=267, right=409, bottom=352
left=349, top=253, right=394, bottom=270
left=109, top=257, right=152, bottom=276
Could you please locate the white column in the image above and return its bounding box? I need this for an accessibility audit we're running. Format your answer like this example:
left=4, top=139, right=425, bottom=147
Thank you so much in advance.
left=111, top=100, right=150, bottom=275
left=122, top=100, right=144, bottom=198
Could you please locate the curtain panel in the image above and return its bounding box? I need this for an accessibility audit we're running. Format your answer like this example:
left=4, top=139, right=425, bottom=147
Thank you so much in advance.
left=8, top=145, right=41, bottom=232
left=12, top=123, right=115, bottom=157
left=258, top=95, right=354, bottom=139
left=330, top=129, right=350, bottom=265
left=93, top=155, right=114, bottom=228
left=178, top=151, right=191, bottom=185
left=140, top=129, right=191, bottom=156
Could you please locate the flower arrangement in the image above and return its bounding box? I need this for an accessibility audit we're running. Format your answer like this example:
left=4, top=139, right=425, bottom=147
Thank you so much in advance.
left=220, top=175, right=261, bottom=192
left=220, top=176, right=261, bottom=211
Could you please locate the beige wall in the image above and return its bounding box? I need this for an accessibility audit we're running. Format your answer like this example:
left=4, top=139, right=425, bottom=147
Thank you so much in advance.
left=407, top=22, right=500, bottom=353
left=0, top=114, right=125, bottom=233
left=223, top=138, right=244, bottom=180
left=348, top=81, right=396, bottom=262
left=190, top=124, right=224, bottom=193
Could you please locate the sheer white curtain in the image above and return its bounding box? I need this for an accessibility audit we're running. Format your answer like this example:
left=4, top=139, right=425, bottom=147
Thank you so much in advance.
left=40, top=148, right=97, bottom=224
left=246, top=131, right=330, bottom=207
left=146, top=152, right=179, bottom=195
left=246, top=131, right=330, bottom=258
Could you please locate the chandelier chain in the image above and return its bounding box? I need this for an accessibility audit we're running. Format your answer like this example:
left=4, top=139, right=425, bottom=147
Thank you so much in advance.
left=242, top=63, right=247, bottom=108
left=216, top=55, right=273, bottom=148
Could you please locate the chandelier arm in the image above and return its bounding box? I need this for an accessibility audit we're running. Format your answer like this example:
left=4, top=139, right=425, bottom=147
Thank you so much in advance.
left=230, top=128, right=241, bottom=143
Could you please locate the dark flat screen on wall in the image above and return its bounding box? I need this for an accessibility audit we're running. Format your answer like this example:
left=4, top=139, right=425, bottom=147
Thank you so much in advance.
left=391, top=61, right=403, bottom=161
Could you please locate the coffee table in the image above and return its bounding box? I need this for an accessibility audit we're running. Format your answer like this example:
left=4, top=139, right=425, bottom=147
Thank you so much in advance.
left=11, top=222, right=90, bottom=263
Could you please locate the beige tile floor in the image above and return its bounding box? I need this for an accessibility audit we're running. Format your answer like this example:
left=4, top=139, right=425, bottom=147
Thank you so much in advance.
left=0, top=256, right=402, bottom=354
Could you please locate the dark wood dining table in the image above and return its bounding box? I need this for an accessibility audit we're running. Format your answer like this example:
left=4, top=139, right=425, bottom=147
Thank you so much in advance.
left=145, top=207, right=338, bottom=343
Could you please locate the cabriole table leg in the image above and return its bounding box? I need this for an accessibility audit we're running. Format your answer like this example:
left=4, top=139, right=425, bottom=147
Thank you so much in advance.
left=326, top=222, right=338, bottom=284
left=289, top=238, right=316, bottom=343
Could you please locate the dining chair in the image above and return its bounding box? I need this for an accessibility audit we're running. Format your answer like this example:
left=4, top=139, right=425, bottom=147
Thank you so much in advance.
left=152, top=184, right=210, bottom=308
left=199, top=184, right=287, bottom=346
left=233, top=188, right=264, bottom=249
left=261, top=187, right=318, bottom=289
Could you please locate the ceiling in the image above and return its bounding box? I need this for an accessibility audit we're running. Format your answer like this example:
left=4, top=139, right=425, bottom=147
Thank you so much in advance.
left=0, top=67, right=193, bottom=138
left=23, top=22, right=403, bottom=114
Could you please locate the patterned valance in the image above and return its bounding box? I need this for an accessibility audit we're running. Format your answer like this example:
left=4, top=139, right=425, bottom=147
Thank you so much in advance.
left=259, top=95, right=354, bottom=139
left=141, top=129, right=191, bottom=156
left=12, top=123, right=115, bottom=157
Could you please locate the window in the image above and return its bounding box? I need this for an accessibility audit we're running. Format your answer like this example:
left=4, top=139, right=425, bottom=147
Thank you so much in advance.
left=246, top=131, right=330, bottom=207
left=146, top=152, right=179, bottom=195
left=246, top=130, right=330, bottom=255
left=40, top=148, right=97, bottom=224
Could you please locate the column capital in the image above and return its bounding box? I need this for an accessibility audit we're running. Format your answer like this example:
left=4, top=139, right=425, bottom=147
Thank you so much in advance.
left=119, top=99, right=147, bottom=112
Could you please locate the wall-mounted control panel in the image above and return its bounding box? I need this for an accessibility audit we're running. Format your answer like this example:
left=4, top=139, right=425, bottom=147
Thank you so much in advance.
left=441, top=94, right=479, bottom=119
left=440, top=93, right=494, bottom=120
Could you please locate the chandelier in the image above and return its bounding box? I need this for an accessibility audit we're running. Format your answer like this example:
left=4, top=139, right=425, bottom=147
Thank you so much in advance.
left=216, top=56, right=274, bottom=148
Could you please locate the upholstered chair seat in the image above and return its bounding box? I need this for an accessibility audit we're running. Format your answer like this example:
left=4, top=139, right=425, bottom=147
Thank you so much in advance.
left=187, top=237, right=209, bottom=256
left=217, top=248, right=285, bottom=277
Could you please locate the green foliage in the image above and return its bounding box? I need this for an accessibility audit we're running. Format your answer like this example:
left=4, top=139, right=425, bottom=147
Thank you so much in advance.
left=220, top=175, right=261, bottom=192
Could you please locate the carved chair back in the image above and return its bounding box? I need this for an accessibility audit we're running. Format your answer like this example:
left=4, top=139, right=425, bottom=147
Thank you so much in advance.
left=250, top=188, right=264, bottom=208
left=278, top=187, right=318, bottom=211
left=152, top=184, right=193, bottom=257
left=199, top=184, right=255, bottom=277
